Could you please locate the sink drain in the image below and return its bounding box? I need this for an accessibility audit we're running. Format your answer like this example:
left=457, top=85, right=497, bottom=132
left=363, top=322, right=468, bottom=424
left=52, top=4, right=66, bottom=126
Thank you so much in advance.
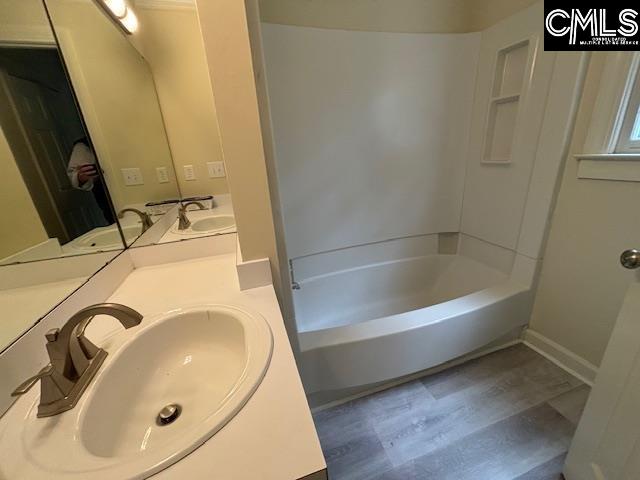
left=157, top=404, right=181, bottom=426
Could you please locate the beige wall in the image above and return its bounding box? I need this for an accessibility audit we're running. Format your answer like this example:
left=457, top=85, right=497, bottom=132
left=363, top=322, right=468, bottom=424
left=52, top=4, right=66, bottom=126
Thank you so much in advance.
left=46, top=0, right=179, bottom=211
left=196, top=0, right=296, bottom=349
left=466, top=0, right=542, bottom=31
left=529, top=54, right=640, bottom=367
left=258, top=0, right=538, bottom=33
left=0, top=0, right=54, bottom=43
left=0, top=127, right=48, bottom=258
left=136, top=7, right=229, bottom=197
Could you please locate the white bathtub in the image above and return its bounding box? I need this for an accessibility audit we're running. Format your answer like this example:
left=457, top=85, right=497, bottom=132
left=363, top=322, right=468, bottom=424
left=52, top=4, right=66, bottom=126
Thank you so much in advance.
left=295, top=254, right=532, bottom=393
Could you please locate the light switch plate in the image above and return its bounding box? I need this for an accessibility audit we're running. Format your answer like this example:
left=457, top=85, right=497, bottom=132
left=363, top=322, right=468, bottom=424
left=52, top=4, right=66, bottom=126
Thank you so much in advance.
left=156, top=167, right=169, bottom=184
left=207, top=161, right=226, bottom=178
left=121, top=168, right=143, bottom=186
left=184, top=165, right=196, bottom=181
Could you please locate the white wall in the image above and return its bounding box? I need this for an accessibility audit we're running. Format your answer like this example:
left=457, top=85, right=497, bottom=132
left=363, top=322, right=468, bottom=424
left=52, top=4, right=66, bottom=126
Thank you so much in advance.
left=262, top=24, right=479, bottom=259
left=529, top=54, right=640, bottom=368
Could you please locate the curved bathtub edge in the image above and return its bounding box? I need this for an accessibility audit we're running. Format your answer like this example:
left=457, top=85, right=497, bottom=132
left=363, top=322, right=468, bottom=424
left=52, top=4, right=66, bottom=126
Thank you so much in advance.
left=298, top=282, right=532, bottom=393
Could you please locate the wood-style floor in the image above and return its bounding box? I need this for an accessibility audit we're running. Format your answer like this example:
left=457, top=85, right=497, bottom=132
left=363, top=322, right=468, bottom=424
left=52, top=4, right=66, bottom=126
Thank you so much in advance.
left=312, top=344, right=590, bottom=480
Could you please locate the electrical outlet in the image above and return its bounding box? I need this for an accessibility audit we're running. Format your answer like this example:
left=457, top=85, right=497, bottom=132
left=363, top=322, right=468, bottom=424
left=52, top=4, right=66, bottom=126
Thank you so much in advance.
left=207, top=161, right=226, bottom=178
left=121, top=168, right=143, bottom=186
left=183, top=165, right=196, bottom=181
left=156, top=167, right=169, bottom=184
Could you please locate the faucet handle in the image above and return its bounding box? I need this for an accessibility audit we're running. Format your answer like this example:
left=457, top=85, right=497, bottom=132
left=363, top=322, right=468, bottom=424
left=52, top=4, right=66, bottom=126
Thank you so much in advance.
left=12, top=365, right=53, bottom=397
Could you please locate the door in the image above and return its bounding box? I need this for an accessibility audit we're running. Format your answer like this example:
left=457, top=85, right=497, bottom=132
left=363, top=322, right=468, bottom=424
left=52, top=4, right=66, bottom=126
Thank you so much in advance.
left=564, top=251, right=640, bottom=480
left=0, top=68, right=101, bottom=242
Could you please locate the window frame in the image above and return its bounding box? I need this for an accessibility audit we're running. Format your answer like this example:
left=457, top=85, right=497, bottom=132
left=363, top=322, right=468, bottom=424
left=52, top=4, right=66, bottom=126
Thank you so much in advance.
left=615, top=63, right=640, bottom=153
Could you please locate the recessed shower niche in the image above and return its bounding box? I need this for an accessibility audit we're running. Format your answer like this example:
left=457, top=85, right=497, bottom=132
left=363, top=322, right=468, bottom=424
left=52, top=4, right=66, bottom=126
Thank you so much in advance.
left=482, top=39, right=532, bottom=164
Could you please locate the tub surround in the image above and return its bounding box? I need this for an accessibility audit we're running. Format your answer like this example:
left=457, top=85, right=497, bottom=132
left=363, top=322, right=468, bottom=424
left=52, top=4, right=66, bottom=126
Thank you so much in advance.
left=0, top=234, right=327, bottom=479
left=262, top=2, right=587, bottom=397
left=263, top=24, right=479, bottom=259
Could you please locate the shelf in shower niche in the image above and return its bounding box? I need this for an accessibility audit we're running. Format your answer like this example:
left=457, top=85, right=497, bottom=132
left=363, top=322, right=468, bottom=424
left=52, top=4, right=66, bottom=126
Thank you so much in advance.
left=491, top=39, right=530, bottom=98
left=481, top=38, right=531, bottom=166
left=482, top=97, right=519, bottom=164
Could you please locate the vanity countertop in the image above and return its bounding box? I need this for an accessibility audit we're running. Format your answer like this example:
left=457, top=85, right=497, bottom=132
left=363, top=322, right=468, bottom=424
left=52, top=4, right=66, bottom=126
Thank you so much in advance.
left=89, top=253, right=325, bottom=479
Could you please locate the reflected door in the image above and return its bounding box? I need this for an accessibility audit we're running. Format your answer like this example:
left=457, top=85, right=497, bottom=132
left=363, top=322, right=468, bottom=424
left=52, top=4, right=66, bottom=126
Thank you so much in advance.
left=0, top=68, right=102, bottom=242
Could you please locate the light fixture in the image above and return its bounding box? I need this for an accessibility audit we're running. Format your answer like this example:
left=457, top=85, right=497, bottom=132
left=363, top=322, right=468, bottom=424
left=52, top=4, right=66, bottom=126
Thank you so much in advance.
left=103, top=0, right=127, bottom=17
left=94, top=0, right=139, bottom=35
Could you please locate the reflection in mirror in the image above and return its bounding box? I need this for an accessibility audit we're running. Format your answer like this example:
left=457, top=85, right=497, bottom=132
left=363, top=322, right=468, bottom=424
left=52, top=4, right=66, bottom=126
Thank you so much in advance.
left=43, top=0, right=181, bottom=247
left=0, top=252, right=117, bottom=350
left=0, top=1, right=124, bottom=265
left=0, top=0, right=122, bottom=352
left=41, top=0, right=238, bottom=248
left=130, top=1, right=237, bottom=244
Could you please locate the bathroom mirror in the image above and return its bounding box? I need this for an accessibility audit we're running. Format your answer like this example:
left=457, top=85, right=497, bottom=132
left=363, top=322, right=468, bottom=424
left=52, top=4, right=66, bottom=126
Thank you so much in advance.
left=43, top=0, right=182, bottom=247
left=44, top=0, right=237, bottom=246
left=0, top=0, right=126, bottom=264
left=0, top=0, right=123, bottom=351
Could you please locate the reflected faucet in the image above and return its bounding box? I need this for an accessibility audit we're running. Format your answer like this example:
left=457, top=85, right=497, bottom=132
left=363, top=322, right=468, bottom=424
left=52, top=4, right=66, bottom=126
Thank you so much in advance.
left=118, top=208, right=153, bottom=234
left=11, top=303, right=143, bottom=417
left=178, top=201, right=206, bottom=230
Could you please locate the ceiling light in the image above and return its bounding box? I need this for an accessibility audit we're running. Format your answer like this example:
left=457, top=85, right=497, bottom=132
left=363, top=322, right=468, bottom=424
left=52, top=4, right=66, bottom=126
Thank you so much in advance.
left=119, top=8, right=139, bottom=34
left=102, top=0, right=127, bottom=18
left=94, top=0, right=139, bottom=35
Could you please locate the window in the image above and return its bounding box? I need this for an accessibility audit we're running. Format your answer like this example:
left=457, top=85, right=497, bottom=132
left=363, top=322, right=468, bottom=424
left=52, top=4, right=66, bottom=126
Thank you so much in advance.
left=616, top=63, right=640, bottom=153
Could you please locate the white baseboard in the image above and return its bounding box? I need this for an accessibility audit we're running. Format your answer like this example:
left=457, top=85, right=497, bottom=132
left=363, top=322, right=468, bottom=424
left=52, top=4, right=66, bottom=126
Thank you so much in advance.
left=522, top=329, right=598, bottom=386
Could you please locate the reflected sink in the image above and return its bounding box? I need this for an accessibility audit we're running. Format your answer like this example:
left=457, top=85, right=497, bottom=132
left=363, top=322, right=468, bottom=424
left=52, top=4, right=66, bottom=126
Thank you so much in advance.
left=191, top=216, right=235, bottom=233
left=171, top=215, right=236, bottom=235
left=64, top=224, right=141, bottom=252
left=0, top=305, right=273, bottom=480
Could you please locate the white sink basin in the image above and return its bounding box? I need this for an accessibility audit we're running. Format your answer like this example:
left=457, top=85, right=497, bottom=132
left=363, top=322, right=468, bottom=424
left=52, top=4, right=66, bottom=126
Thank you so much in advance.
left=0, top=305, right=273, bottom=479
left=171, top=215, right=236, bottom=236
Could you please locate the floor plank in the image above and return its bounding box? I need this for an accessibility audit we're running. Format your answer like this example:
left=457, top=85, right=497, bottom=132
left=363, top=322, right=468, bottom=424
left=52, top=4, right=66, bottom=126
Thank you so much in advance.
left=420, top=344, right=540, bottom=400
left=375, top=346, right=581, bottom=466
left=547, top=384, right=591, bottom=426
left=512, top=453, right=566, bottom=480
left=312, top=344, right=584, bottom=480
left=399, top=403, right=574, bottom=480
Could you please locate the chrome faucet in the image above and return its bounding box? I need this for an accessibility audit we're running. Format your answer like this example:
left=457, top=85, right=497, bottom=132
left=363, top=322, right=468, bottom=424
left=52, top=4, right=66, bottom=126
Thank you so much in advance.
left=118, top=208, right=154, bottom=234
left=12, top=303, right=143, bottom=417
left=178, top=201, right=206, bottom=230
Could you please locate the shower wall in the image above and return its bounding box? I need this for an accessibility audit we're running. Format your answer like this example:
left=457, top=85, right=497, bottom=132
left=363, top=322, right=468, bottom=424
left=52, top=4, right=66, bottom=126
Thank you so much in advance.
left=262, top=24, right=480, bottom=259
left=459, top=3, right=585, bottom=286
left=262, top=1, right=585, bottom=286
